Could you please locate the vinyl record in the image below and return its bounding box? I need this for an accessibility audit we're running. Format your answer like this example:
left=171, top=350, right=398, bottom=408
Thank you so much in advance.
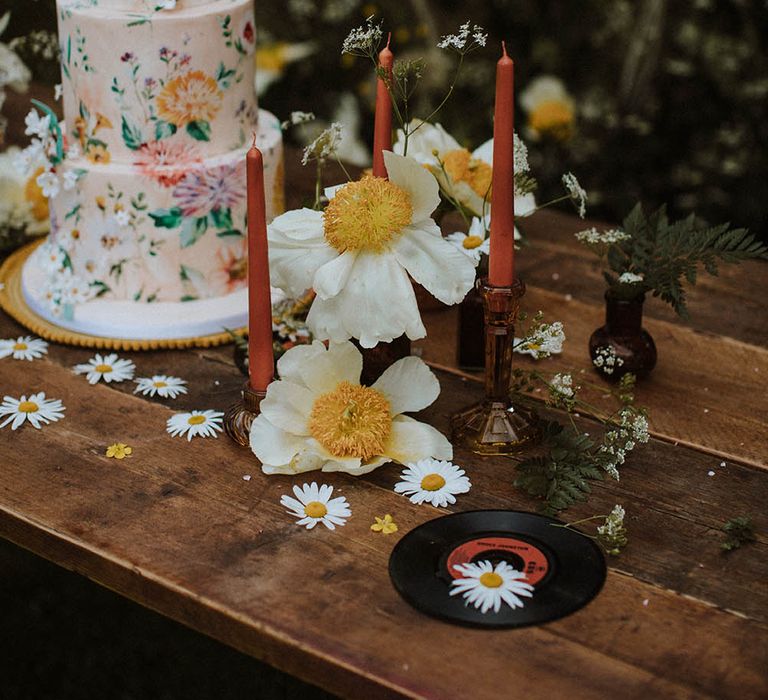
left=389, top=510, right=606, bottom=628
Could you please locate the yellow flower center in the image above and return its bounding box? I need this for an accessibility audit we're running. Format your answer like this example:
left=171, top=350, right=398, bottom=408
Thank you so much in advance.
left=18, top=401, right=39, bottom=413
left=462, top=235, right=484, bottom=250
left=529, top=100, right=574, bottom=141
left=479, top=572, right=503, bottom=588
left=94, top=364, right=113, bottom=373
left=420, top=473, right=446, bottom=491
left=322, top=176, right=413, bottom=253
left=304, top=501, right=328, bottom=519
left=308, top=381, right=392, bottom=461
left=188, top=415, right=207, bottom=425
left=442, top=148, right=493, bottom=198
left=13, top=342, right=28, bottom=351
left=153, top=381, right=168, bottom=388
left=25, top=167, right=49, bottom=221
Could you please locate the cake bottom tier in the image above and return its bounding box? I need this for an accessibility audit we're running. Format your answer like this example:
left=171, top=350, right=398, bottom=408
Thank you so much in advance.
left=21, top=110, right=284, bottom=342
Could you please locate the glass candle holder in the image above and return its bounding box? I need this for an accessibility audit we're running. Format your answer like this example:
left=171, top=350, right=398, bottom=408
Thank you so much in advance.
left=224, top=381, right=268, bottom=447
left=451, top=277, right=541, bottom=454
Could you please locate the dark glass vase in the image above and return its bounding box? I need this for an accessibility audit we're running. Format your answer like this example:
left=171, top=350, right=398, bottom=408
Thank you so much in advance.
left=589, top=292, right=657, bottom=381
left=456, top=259, right=487, bottom=371
left=357, top=335, right=412, bottom=386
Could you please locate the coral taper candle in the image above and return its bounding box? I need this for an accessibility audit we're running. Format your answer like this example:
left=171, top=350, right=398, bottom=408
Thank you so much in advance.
left=488, top=41, right=516, bottom=287
left=372, top=33, right=393, bottom=178
left=246, top=139, right=274, bottom=392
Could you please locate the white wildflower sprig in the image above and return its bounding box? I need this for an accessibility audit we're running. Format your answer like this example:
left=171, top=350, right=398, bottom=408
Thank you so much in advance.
left=341, top=16, right=383, bottom=57
left=301, top=122, right=344, bottom=166
left=555, top=504, right=629, bottom=556
left=618, top=271, right=644, bottom=284
left=437, top=20, right=488, bottom=54
left=547, top=372, right=577, bottom=409
left=562, top=172, right=587, bottom=218
left=597, top=406, right=649, bottom=480
left=575, top=227, right=631, bottom=247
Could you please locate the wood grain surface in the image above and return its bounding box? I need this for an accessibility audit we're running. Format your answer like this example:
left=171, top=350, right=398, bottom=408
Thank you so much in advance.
left=1, top=100, right=767, bottom=697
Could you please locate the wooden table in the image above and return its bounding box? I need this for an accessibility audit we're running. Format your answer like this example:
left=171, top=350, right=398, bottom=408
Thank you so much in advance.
left=1, top=149, right=767, bottom=699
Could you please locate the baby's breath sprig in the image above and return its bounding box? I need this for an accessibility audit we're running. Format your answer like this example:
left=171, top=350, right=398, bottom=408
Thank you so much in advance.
left=553, top=505, right=629, bottom=556
left=298, top=122, right=349, bottom=209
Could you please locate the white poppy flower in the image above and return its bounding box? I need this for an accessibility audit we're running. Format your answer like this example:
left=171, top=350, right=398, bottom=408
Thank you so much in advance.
left=134, top=375, right=187, bottom=398
left=393, top=120, right=536, bottom=222
left=0, top=392, right=65, bottom=430
left=0, top=336, right=48, bottom=361
left=249, top=340, right=452, bottom=476
left=393, top=458, right=471, bottom=507
left=166, top=409, right=224, bottom=441
left=450, top=560, right=534, bottom=613
left=73, top=353, right=136, bottom=384
left=268, top=151, right=475, bottom=347
left=280, top=482, right=351, bottom=530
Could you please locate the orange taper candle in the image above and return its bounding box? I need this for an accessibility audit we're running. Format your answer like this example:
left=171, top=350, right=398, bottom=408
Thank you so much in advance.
left=488, top=41, right=516, bottom=287
left=246, top=138, right=274, bottom=392
left=372, top=33, right=394, bottom=178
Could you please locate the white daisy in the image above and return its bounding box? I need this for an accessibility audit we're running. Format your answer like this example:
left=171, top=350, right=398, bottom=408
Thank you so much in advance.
left=0, top=336, right=48, bottom=361
left=0, top=392, right=65, bottom=430
left=73, top=353, right=136, bottom=384
left=393, top=458, right=471, bottom=507
left=268, top=151, right=476, bottom=347
left=166, top=409, right=224, bottom=441
left=446, top=216, right=491, bottom=265
left=280, top=482, right=351, bottom=530
left=134, top=375, right=188, bottom=399
left=393, top=120, right=536, bottom=221
left=249, top=340, right=452, bottom=476
left=450, top=560, right=535, bottom=613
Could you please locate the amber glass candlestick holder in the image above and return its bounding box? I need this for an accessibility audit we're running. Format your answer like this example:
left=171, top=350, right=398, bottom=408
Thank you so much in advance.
left=451, top=278, right=541, bottom=454
left=224, top=381, right=268, bottom=447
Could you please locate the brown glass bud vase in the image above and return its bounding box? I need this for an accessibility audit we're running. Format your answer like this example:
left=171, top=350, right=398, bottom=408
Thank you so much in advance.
left=356, top=335, right=412, bottom=386
left=589, top=291, right=657, bottom=381
left=451, top=278, right=541, bottom=454
left=456, top=258, right=487, bottom=371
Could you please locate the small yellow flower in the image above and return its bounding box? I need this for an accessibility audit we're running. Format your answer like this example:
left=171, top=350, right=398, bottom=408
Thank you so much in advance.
left=86, top=144, right=111, bottom=164
left=106, top=442, right=133, bottom=459
left=371, top=514, right=398, bottom=534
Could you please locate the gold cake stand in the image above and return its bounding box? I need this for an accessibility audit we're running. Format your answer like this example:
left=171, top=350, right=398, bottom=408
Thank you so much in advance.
left=0, top=240, right=243, bottom=351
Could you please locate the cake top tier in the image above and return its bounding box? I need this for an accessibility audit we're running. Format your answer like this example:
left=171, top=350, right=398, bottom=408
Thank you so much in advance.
left=57, top=0, right=258, bottom=162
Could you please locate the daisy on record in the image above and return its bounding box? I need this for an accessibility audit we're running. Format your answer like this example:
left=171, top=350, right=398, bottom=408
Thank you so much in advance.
left=450, top=560, right=534, bottom=613
left=267, top=150, right=475, bottom=348
left=280, top=482, right=351, bottom=530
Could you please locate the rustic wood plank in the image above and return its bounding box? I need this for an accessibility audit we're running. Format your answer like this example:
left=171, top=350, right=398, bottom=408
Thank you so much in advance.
left=1, top=346, right=766, bottom=699
left=415, top=285, right=768, bottom=469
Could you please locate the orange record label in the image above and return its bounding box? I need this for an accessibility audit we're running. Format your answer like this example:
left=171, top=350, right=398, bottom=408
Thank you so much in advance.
left=446, top=536, right=550, bottom=586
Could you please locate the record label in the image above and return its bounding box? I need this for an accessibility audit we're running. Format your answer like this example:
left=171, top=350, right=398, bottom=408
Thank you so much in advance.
left=389, top=510, right=606, bottom=629
left=445, top=536, right=550, bottom=586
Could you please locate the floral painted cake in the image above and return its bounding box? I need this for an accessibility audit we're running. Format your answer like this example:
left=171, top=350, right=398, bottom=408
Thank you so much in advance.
left=20, top=0, right=283, bottom=341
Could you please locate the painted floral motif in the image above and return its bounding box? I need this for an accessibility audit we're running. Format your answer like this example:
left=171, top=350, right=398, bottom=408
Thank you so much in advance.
left=156, top=70, right=222, bottom=130
left=173, top=161, right=245, bottom=218
left=211, top=238, right=248, bottom=294
left=133, top=139, right=202, bottom=187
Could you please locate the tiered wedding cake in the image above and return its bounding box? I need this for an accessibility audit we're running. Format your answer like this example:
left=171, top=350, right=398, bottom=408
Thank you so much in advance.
left=22, top=0, right=283, bottom=341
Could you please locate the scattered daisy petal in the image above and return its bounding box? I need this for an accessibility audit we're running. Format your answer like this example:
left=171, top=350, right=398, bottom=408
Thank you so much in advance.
left=74, top=353, right=136, bottom=384
left=371, top=514, right=398, bottom=534
left=280, top=481, right=351, bottom=530
left=134, top=375, right=188, bottom=398
left=106, top=443, right=133, bottom=459
left=0, top=392, right=65, bottom=430
left=0, top=336, right=49, bottom=361
left=394, top=459, right=471, bottom=507
left=450, top=560, right=534, bottom=613
left=166, top=409, right=224, bottom=441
